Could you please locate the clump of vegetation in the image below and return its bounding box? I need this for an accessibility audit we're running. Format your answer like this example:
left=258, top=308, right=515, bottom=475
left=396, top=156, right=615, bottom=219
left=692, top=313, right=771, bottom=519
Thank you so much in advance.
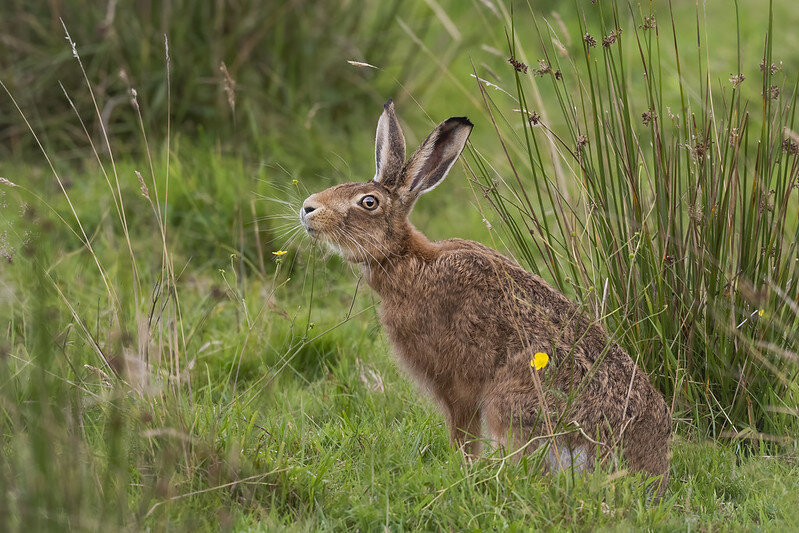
left=0, top=0, right=443, bottom=158
left=471, top=0, right=798, bottom=440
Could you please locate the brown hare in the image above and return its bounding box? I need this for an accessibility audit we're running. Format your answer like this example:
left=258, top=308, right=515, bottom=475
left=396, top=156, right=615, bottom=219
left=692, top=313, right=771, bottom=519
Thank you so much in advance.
left=299, top=100, right=671, bottom=490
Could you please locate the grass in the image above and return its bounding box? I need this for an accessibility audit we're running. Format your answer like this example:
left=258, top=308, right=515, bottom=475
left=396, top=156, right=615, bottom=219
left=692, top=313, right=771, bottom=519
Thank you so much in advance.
left=1, top=0, right=798, bottom=530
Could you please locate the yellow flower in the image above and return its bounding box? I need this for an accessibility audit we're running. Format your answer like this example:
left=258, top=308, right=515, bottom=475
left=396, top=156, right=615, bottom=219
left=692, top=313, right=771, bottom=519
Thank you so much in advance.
left=531, top=352, right=549, bottom=370
left=272, top=250, right=288, bottom=256
left=758, top=309, right=764, bottom=318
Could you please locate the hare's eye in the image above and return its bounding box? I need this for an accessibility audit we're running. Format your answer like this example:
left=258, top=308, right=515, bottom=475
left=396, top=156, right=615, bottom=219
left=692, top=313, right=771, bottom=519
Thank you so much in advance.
left=359, top=195, right=379, bottom=210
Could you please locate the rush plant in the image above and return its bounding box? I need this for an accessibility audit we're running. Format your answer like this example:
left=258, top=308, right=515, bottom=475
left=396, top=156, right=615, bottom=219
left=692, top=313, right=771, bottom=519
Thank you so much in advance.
left=470, top=0, right=799, bottom=439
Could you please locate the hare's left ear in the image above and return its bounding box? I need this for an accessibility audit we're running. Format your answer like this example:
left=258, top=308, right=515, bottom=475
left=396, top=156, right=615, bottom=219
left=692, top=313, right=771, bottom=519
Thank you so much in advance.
left=397, top=116, right=473, bottom=202
left=373, top=99, right=406, bottom=189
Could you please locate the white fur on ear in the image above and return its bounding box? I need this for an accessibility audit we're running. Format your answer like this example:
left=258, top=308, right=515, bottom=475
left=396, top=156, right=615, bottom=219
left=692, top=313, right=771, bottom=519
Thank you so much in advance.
left=402, top=116, right=473, bottom=197
left=374, top=106, right=390, bottom=180
left=373, top=99, right=406, bottom=187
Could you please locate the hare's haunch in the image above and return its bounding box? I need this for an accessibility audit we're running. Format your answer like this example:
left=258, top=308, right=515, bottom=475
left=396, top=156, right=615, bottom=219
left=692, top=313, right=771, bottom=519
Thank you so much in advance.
left=300, top=100, right=671, bottom=491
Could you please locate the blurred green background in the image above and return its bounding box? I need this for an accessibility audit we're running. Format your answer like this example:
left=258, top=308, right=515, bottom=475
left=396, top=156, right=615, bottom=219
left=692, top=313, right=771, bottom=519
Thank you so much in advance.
left=1, top=0, right=798, bottom=530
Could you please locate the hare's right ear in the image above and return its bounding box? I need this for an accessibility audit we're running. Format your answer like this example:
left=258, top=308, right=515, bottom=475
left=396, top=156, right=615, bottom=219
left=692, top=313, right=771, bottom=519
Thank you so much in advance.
left=395, top=116, right=473, bottom=203
left=373, top=99, right=406, bottom=189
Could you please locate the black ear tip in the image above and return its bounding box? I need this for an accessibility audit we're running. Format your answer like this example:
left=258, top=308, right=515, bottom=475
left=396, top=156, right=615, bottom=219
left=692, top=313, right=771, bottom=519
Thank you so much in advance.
left=448, top=116, right=473, bottom=128
left=384, top=98, right=394, bottom=110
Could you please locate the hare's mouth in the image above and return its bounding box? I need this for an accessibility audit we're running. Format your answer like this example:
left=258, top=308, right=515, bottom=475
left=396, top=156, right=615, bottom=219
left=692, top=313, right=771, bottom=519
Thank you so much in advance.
left=301, top=222, right=333, bottom=246
left=301, top=219, right=322, bottom=238
left=299, top=211, right=318, bottom=236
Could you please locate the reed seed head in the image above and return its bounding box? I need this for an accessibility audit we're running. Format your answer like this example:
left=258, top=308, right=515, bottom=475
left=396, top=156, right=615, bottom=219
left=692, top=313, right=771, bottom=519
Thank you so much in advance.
left=508, top=56, right=528, bottom=73
left=729, top=73, right=745, bottom=88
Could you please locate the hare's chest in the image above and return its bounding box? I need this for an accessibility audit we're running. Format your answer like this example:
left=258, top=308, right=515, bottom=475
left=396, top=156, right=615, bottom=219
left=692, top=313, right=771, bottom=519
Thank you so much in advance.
left=378, top=292, right=490, bottom=386
left=379, top=299, right=436, bottom=351
left=378, top=298, right=447, bottom=374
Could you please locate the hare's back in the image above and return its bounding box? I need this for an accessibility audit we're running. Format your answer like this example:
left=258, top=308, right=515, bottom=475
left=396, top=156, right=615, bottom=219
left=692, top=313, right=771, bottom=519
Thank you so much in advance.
left=432, top=239, right=615, bottom=362
left=434, top=238, right=579, bottom=312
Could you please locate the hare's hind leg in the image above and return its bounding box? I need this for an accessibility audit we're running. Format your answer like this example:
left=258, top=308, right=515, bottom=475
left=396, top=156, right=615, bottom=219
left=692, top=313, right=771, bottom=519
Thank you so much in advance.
left=620, top=400, right=672, bottom=495
left=484, top=391, right=592, bottom=472
left=482, top=372, right=552, bottom=459
left=545, top=439, right=590, bottom=474
left=482, top=360, right=591, bottom=472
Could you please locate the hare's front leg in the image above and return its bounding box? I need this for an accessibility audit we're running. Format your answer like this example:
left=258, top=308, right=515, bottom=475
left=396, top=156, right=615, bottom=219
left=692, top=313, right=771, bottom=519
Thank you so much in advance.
left=440, top=395, right=483, bottom=456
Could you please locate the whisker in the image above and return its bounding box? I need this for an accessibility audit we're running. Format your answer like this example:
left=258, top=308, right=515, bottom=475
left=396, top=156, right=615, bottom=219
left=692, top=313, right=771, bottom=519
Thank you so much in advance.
left=265, top=226, right=304, bottom=247
left=254, top=214, right=299, bottom=222
left=268, top=220, right=302, bottom=230
left=337, top=227, right=392, bottom=280
left=346, top=227, right=399, bottom=271
left=257, top=195, right=300, bottom=208
left=266, top=226, right=303, bottom=240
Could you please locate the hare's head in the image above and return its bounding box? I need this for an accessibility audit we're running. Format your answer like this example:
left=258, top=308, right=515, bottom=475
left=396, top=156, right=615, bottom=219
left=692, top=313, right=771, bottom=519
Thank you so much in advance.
left=300, top=100, right=472, bottom=263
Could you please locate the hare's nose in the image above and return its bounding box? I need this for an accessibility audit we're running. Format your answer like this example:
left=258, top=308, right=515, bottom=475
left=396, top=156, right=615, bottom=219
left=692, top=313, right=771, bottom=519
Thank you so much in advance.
left=301, top=197, right=321, bottom=219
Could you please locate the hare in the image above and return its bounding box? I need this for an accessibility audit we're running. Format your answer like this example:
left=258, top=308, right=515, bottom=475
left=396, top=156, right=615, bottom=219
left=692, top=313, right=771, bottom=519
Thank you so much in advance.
left=299, top=100, right=671, bottom=489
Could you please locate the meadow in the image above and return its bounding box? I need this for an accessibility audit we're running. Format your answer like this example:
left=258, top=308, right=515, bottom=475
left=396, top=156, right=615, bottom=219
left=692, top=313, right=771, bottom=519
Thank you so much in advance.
left=1, top=0, right=798, bottom=530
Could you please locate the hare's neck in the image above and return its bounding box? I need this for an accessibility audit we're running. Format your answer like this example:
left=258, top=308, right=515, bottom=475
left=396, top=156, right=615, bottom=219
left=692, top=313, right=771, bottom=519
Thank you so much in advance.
left=362, top=223, right=439, bottom=295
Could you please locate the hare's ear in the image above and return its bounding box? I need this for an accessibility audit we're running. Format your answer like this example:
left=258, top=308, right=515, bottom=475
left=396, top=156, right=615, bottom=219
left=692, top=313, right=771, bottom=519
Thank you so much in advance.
left=398, top=116, right=472, bottom=201
left=373, top=99, right=406, bottom=189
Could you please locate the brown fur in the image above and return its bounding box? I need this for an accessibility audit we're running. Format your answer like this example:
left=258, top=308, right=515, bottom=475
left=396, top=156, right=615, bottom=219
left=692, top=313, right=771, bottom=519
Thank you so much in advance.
left=300, top=101, right=671, bottom=491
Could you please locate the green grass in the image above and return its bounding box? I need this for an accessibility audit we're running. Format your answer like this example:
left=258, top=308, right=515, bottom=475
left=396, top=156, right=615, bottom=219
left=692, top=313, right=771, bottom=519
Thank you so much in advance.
left=3, top=241, right=799, bottom=529
left=1, top=0, right=798, bottom=530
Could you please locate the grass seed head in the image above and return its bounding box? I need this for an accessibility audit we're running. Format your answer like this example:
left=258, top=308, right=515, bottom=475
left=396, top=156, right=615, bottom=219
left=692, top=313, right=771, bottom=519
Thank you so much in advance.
left=134, top=170, right=150, bottom=200
left=219, top=61, right=236, bottom=112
